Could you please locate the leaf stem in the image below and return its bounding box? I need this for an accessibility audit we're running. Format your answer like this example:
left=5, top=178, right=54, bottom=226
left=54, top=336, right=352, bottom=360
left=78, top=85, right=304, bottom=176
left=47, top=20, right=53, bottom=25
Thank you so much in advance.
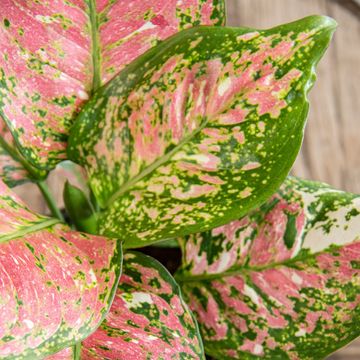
left=88, top=0, right=101, bottom=92
left=73, top=342, right=81, bottom=360
left=0, top=218, right=61, bottom=243
left=37, top=181, right=64, bottom=221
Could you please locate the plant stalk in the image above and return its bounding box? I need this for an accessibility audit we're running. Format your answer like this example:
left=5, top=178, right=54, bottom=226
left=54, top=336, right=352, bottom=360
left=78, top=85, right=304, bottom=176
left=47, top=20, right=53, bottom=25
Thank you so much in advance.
left=37, top=181, right=64, bottom=221
left=73, top=342, right=81, bottom=360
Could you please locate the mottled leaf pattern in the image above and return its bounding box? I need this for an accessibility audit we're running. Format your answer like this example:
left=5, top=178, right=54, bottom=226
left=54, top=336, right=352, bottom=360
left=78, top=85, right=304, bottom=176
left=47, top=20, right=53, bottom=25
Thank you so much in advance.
left=81, top=252, right=204, bottom=359
left=0, top=117, right=28, bottom=187
left=0, top=117, right=46, bottom=187
left=0, top=0, right=225, bottom=171
left=68, top=16, right=336, bottom=247
left=0, top=180, right=122, bottom=359
left=45, top=347, right=74, bottom=360
left=56, top=160, right=89, bottom=194
left=177, top=177, right=360, bottom=359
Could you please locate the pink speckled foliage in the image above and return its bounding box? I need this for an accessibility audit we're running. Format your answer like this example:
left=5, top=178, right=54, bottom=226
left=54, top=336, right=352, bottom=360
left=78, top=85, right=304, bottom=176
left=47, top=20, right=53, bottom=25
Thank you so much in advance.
left=1, top=2, right=357, bottom=359
left=0, top=0, right=225, bottom=172
left=0, top=117, right=35, bottom=187
left=0, top=179, right=122, bottom=359
left=81, top=252, right=204, bottom=359
left=178, top=177, right=360, bottom=359
left=68, top=16, right=336, bottom=248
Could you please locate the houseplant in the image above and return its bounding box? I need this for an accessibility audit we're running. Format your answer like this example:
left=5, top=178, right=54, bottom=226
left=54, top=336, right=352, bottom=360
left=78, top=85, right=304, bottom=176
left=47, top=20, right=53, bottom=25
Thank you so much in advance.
left=0, top=1, right=359, bottom=359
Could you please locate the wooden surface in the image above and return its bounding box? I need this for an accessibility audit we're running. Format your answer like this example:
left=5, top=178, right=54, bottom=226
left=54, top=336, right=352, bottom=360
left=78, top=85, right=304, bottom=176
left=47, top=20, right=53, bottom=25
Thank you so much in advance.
left=14, top=0, right=360, bottom=359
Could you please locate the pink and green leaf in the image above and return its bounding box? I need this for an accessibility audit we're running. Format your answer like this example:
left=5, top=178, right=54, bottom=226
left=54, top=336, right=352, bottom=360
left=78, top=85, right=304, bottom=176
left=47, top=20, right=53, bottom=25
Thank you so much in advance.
left=80, top=252, right=204, bottom=359
left=176, top=177, right=360, bottom=359
left=0, top=0, right=225, bottom=172
left=68, top=16, right=336, bottom=247
left=45, top=347, right=74, bottom=360
left=0, top=117, right=46, bottom=187
left=0, top=180, right=122, bottom=359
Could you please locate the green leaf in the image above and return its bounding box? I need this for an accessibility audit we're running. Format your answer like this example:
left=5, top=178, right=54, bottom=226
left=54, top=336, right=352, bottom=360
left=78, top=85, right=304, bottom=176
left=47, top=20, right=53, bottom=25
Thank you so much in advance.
left=63, top=180, right=98, bottom=234
left=0, top=179, right=122, bottom=359
left=176, top=177, right=360, bottom=359
left=0, top=0, right=225, bottom=172
left=153, top=238, right=180, bottom=248
left=81, top=252, right=205, bottom=359
left=68, top=16, right=336, bottom=247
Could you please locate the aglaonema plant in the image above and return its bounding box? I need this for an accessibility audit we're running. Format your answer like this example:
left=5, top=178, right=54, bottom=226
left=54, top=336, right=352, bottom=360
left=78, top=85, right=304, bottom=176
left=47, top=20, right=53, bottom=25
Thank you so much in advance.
left=0, top=1, right=358, bottom=359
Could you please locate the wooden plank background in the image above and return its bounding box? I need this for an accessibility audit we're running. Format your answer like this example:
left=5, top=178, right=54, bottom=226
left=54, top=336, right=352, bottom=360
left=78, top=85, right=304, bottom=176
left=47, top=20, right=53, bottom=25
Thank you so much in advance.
left=14, top=0, right=360, bottom=359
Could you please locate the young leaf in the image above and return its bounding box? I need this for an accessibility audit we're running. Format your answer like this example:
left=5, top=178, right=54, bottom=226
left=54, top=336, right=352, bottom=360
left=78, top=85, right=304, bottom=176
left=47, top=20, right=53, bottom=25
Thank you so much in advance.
left=81, top=252, right=205, bottom=359
left=0, top=1, right=225, bottom=172
left=0, top=117, right=46, bottom=187
left=176, top=177, right=360, bottom=359
left=56, top=160, right=89, bottom=194
left=0, top=180, right=122, bottom=359
left=68, top=16, right=336, bottom=247
left=63, top=180, right=98, bottom=234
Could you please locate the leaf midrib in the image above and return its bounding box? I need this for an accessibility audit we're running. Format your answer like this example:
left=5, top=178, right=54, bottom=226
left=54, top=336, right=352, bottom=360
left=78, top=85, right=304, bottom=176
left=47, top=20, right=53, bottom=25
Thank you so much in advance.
left=88, top=0, right=101, bottom=92
left=104, top=120, right=209, bottom=207
left=174, top=245, right=337, bottom=283
left=0, top=218, right=61, bottom=243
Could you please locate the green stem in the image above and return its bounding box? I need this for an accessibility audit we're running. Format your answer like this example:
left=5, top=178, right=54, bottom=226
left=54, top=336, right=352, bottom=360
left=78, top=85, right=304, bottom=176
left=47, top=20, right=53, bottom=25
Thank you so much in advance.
left=37, top=181, right=64, bottom=221
left=88, top=0, right=101, bottom=92
left=73, top=342, right=81, bottom=360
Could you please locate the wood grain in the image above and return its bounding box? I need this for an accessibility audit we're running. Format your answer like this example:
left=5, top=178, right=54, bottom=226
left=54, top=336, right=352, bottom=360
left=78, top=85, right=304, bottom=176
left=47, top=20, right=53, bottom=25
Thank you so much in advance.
left=13, top=1, right=360, bottom=358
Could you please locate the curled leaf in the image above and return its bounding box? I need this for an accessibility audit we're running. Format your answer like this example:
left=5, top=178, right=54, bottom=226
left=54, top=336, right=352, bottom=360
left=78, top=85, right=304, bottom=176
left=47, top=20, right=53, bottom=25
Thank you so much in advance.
left=177, top=177, right=360, bottom=359
left=0, top=180, right=122, bottom=359
left=63, top=180, right=98, bottom=234
left=81, top=252, right=204, bottom=359
left=0, top=117, right=45, bottom=187
left=68, top=16, right=336, bottom=247
left=0, top=0, right=225, bottom=171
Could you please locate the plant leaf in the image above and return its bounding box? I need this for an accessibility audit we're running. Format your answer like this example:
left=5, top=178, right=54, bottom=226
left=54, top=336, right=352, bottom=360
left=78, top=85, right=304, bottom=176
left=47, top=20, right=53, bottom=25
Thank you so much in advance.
left=63, top=180, right=98, bottom=234
left=0, top=117, right=46, bottom=187
left=68, top=16, right=336, bottom=247
left=0, top=180, right=122, bottom=359
left=176, top=177, right=360, bottom=359
left=0, top=117, right=28, bottom=187
left=45, top=347, right=74, bottom=359
left=81, top=252, right=205, bottom=359
left=56, top=160, right=89, bottom=194
left=0, top=1, right=225, bottom=172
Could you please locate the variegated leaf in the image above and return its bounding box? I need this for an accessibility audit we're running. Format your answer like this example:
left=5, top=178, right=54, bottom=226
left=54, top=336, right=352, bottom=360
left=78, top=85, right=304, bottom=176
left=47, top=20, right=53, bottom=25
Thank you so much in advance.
left=0, top=117, right=46, bottom=187
left=45, top=347, right=74, bottom=360
left=68, top=16, right=336, bottom=247
left=81, top=252, right=204, bottom=359
left=0, top=179, right=122, bottom=359
left=0, top=0, right=225, bottom=172
left=55, top=160, right=89, bottom=194
left=176, top=177, right=360, bottom=360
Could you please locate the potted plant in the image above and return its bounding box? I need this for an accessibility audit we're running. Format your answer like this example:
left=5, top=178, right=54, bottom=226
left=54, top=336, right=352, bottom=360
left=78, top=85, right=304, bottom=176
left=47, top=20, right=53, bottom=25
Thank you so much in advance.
left=0, top=1, right=358, bottom=359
